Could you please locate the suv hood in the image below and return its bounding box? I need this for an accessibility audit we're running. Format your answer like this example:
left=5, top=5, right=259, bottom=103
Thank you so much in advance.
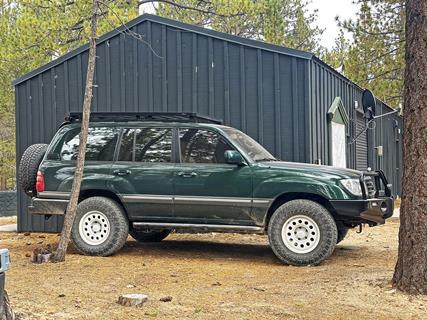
left=257, top=161, right=362, bottom=180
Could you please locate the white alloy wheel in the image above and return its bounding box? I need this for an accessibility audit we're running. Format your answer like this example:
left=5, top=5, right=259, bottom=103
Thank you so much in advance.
left=281, top=214, right=320, bottom=254
left=79, top=210, right=111, bottom=246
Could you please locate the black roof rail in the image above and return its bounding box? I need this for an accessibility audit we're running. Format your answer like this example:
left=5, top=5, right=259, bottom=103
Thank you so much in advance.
left=65, top=112, right=223, bottom=124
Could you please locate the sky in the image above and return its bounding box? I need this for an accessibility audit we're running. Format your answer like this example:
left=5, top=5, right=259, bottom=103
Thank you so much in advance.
left=140, top=0, right=359, bottom=50
left=308, top=0, right=359, bottom=49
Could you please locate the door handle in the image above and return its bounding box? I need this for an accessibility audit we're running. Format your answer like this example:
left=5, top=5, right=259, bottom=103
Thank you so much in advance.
left=177, top=171, right=197, bottom=178
left=113, top=169, right=131, bottom=176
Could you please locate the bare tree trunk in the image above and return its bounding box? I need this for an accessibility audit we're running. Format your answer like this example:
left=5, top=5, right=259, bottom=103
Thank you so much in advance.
left=1, top=291, right=15, bottom=320
left=393, top=0, right=427, bottom=294
left=51, top=0, right=99, bottom=263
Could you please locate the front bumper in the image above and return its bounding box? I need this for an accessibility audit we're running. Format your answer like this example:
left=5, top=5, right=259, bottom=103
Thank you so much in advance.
left=29, top=197, right=68, bottom=215
left=330, top=197, right=394, bottom=225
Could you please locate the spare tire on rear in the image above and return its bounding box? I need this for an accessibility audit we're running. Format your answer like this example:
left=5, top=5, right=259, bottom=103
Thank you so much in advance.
left=18, top=143, right=48, bottom=196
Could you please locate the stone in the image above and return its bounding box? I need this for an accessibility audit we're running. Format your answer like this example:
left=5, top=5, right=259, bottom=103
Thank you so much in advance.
left=117, top=294, right=148, bottom=307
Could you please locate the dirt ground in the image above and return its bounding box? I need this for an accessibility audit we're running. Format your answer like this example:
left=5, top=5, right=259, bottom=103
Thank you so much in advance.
left=1, top=216, right=426, bottom=320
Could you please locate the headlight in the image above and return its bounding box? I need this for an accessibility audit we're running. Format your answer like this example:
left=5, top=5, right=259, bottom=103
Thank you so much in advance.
left=340, top=179, right=362, bottom=196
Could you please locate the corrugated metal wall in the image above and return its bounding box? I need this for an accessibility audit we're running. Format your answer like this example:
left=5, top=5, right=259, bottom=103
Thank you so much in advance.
left=14, top=17, right=312, bottom=232
left=14, top=15, right=402, bottom=232
left=309, top=59, right=402, bottom=195
left=355, top=112, right=368, bottom=171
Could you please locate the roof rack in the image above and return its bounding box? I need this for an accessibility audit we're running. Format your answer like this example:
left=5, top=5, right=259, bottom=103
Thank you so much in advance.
left=65, top=112, right=223, bottom=124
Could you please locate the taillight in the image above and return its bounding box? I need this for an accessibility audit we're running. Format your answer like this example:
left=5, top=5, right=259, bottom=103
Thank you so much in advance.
left=36, top=171, right=45, bottom=193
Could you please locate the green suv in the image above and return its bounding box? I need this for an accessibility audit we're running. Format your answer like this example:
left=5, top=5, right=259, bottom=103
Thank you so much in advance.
left=18, top=113, right=393, bottom=266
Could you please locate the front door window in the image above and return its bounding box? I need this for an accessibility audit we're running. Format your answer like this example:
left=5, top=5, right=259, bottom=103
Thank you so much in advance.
left=179, top=128, right=234, bottom=164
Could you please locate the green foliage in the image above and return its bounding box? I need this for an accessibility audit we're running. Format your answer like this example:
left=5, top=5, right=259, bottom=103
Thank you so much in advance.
left=0, top=0, right=138, bottom=185
left=156, top=0, right=323, bottom=53
left=0, top=0, right=405, bottom=185
left=323, top=0, right=405, bottom=107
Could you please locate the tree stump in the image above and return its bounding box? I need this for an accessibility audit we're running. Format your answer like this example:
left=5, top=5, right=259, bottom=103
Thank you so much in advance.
left=117, top=294, right=148, bottom=307
left=30, top=245, right=54, bottom=264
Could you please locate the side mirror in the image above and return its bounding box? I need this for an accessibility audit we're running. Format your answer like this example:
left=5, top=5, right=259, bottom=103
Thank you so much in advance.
left=224, top=150, right=245, bottom=166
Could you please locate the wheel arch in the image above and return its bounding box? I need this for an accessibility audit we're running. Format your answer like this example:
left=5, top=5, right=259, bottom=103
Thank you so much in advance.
left=264, top=192, right=337, bottom=229
left=79, top=189, right=129, bottom=217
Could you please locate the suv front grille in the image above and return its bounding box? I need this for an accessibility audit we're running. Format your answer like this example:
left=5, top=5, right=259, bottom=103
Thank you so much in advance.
left=364, top=177, right=376, bottom=198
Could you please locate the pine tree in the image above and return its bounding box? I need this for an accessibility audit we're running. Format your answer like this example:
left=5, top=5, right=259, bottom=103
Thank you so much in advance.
left=333, top=0, right=405, bottom=107
left=155, top=0, right=323, bottom=52
left=0, top=0, right=138, bottom=185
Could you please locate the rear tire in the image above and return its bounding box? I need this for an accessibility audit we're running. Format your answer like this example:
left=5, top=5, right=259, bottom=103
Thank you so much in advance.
left=268, top=199, right=338, bottom=266
left=129, top=228, right=171, bottom=242
left=71, top=197, right=129, bottom=256
left=18, top=143, right=48, bottom=196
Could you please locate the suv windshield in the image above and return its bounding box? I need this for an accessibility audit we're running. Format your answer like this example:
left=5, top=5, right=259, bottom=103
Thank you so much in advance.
left=222, top=128, right=276, bottom=162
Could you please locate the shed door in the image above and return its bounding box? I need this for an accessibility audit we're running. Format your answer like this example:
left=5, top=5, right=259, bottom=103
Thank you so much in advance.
left=331, top=122, right=347, bottom=168
left=356, top=113, right=368, bottom=171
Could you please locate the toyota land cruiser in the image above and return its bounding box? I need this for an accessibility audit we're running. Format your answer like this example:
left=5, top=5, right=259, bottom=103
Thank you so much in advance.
left=18, top=113, right=393, bottom=266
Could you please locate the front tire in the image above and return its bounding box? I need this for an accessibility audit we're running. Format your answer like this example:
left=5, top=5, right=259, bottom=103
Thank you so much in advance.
left=268, top=200, right=338, bottom=266
left=129, top=228, right=171, bottom=242
left=71, top=197, right=129, bottom=256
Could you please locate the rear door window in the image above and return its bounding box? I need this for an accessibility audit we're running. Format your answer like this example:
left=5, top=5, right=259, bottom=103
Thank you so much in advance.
left=118, top=128, right=173, bottom=163
left=52, top=126, right=120, bottom=161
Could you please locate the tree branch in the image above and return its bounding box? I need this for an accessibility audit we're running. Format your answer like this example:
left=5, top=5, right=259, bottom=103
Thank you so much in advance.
left=137, top=0, right=244, bottom=18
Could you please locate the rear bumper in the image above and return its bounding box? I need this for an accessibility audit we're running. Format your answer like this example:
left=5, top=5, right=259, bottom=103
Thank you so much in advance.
left=29, top=197, right=67, bottom=215
left=330, top=197, right=394, bottom=225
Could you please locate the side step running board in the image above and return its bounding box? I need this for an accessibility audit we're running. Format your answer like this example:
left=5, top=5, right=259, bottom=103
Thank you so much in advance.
left=132, top=222, right=264, bottom=234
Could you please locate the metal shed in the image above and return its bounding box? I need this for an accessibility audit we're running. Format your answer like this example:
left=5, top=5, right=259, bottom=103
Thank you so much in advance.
left=13, top=14, right=402, bottom=232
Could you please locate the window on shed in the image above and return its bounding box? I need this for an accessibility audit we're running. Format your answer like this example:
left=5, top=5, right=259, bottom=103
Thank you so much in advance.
left=327, top=97, right=349, bottom=168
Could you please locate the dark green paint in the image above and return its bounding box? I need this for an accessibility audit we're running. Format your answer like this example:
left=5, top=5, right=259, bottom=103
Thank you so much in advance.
left=39, top=122, right=365, bottom=228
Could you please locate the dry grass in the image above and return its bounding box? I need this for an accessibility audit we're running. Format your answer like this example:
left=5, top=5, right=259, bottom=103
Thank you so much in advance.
left=394, top=197, right=401, bottom=208
left=1, top=218, right=427, bottom=319
left=0, top=216, right=17, bottom=226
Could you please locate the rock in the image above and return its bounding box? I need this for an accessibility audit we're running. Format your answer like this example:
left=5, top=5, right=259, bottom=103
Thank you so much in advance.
left=25, top=253, right=31, bottom=258
left=24, top=232, right=31, bottom=236
left=212, top=281, right=222, bottom=286
left=160, top=296, right=173, bottom=302
left=126, top=284, right=136, bottom=288
left=58, top=294, right=66, bottom=298
left=117, top=294, right=148, bottom=307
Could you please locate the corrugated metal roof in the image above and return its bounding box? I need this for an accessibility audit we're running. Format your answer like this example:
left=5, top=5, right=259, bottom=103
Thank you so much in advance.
left=12, top=14, right=313, bottom=86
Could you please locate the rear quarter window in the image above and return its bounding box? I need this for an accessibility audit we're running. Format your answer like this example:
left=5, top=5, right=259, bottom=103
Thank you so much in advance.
left=48, top=126, right=120, bottom=161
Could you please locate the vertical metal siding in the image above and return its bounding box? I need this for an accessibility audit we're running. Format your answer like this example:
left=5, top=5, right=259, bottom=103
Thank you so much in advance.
left=355, top=112, right=368, bottom=171
left=309, top=59, right=402, bottom=195
left=15, top=20, right=311, bottom=232
left=15, top=19, right=400, bottom=232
